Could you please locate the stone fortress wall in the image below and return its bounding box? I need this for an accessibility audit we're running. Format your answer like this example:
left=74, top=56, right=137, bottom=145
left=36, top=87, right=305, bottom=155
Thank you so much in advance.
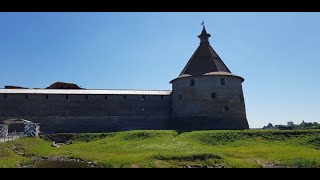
left=0, top=93, right=171, bottom=133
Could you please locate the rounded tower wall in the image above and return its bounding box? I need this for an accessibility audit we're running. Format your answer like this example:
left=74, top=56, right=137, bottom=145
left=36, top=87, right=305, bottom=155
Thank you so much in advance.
left=171, top=75, right=246, bottom=116
left=170, top=75, right=248, bottom=130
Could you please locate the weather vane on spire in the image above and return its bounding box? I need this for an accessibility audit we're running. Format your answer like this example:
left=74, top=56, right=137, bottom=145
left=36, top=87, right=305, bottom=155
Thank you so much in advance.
left=201, top=20, right=205, bottom=29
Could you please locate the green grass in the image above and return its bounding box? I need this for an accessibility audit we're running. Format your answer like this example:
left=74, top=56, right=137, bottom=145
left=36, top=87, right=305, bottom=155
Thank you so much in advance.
left=0, top=141, right=32, bottom=168
left=1, top=129, right=320, bottom=168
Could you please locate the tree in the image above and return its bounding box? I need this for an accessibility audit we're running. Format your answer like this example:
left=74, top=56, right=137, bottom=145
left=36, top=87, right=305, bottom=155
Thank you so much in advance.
left=266, top=123, right=273, bottom=128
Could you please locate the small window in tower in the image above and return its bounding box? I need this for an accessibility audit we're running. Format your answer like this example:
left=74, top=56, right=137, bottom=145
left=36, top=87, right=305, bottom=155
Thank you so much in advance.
left=105, top=95, right=108, bottom=100
left=25, top=94, right=28, bottom=99
left=66, top=95, right=69, bottom=100
left=225, top=106, right=229, bottom=112
left=142, top=95, right=145, bottom=100
left=211, top=92, right=216, bottom=99
left=190, top=79, right=195, bottom=86
left=46, top=95, right=48, bottom=99
left=86, top=95, right=88, bottom=100
left=221, top=78, right=225, bottom=85
left=178, top=94, right=182, bottom=100
left=161, top=95, right=164, bottom=100
left=4, top=94, right=7, bottom=99
left=124, top=95, right=127, bottom=100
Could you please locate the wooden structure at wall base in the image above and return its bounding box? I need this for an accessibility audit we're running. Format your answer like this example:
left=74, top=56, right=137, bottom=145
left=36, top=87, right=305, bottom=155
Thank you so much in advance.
left=0, top=119, right=40, bottom=137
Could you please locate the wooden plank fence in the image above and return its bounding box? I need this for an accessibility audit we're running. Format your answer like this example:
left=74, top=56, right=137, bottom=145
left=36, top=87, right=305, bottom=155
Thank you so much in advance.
left=0, top=132, right=24, bottom=142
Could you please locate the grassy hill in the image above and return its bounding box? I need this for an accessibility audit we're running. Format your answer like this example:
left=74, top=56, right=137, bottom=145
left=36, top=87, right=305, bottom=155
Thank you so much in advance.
left=1, top=129, right=320, bottom=168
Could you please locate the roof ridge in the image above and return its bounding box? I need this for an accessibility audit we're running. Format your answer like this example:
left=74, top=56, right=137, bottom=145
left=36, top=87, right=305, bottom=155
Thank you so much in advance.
left=179, top=45, right=201, bottom=76
left=208, top=44, right=231, bottom=73
left=0, top=88, right=172, bottom=91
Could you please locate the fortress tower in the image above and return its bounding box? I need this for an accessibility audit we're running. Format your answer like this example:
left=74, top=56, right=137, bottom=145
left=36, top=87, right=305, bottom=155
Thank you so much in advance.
left=169, top=25, right=249, bottom=130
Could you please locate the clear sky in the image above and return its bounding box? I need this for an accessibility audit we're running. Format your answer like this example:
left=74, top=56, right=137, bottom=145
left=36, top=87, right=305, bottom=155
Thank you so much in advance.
left=0, top=12, right=319, bottom=128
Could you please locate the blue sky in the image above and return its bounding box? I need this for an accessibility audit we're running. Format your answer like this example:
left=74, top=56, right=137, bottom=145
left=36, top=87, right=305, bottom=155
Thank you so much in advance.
left=0, top=12, right=319, bottom=128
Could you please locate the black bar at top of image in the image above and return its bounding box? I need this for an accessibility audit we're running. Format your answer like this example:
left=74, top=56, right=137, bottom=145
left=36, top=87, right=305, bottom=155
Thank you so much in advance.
left=0, top=0, right=319, bottom=12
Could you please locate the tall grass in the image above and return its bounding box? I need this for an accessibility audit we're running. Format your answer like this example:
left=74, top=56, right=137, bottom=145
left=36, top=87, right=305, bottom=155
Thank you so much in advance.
left=0, top=129, right=319, bottom=168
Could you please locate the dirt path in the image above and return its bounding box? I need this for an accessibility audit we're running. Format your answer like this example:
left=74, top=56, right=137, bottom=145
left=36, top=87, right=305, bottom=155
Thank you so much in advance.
left=250, top=158, right=290, bottom=168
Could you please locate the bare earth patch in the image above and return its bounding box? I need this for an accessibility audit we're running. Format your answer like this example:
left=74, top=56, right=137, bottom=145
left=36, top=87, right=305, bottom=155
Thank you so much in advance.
left=250, top=158, right=289, bottom=168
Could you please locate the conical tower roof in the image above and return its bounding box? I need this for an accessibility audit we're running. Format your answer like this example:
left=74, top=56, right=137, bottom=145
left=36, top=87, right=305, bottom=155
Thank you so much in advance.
left=171, top=25, right=243, bottom=83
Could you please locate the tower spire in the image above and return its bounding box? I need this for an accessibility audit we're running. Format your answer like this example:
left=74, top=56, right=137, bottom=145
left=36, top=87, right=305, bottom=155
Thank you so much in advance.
left=201, top=20, right=205, bottom=29
left=198, top=21, right=211, bottom=44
